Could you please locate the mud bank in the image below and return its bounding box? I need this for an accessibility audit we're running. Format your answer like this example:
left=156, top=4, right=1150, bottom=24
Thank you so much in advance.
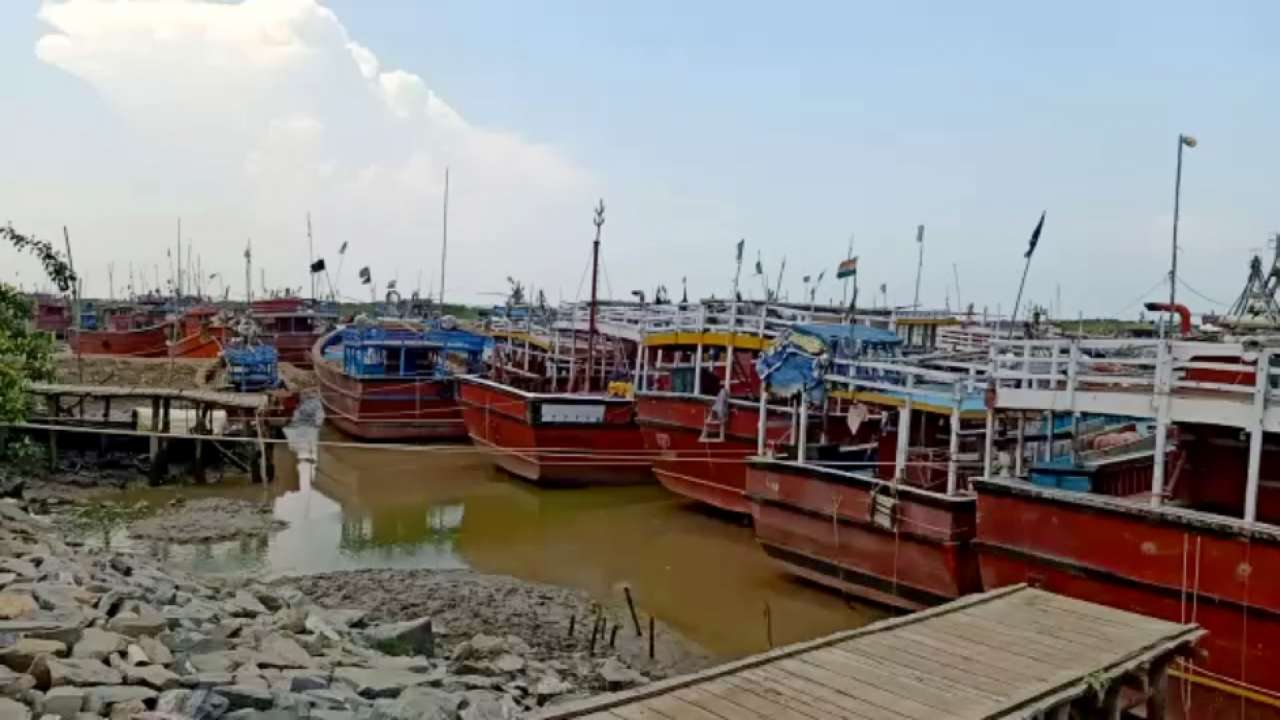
left=126, top=498, right=287, bottom=543
left=294, top=570, right=711, bottom=678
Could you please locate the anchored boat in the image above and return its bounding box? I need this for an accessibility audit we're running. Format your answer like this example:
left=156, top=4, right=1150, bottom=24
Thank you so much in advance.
left=313, top=320, right=489, bottom=441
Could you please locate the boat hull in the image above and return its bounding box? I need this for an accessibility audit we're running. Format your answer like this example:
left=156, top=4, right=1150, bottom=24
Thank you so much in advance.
left=265, top=332, right=322, bottom=368
left=172, top=326, right=227, bottom=359
left=973, top=477, right=1280, bottom=719
left=636, top=393, right=791, bottom=514
left=67, top=324, right=171, bottom=358
left=314, top=357, right=465, bottom=441
left=459, top=378, right=651, bottom=486
left=748, top=458, right=981, bottom=610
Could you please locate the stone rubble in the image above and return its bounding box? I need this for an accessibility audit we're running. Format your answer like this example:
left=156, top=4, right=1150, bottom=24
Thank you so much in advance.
left=0, top=500, right=657, bottom=718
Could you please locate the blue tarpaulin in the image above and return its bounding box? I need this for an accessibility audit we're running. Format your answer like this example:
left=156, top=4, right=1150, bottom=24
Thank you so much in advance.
left=756, top=323, right=901, bottom=402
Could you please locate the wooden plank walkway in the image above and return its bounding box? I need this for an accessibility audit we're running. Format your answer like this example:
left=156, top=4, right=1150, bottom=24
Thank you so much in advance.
left=538, top=585, right=1204, bottom=720
left=27, top=382, right=269, bottom=410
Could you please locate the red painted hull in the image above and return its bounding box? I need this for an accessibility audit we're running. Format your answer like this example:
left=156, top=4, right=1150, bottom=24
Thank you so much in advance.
left=636, top=393, right=792, bottom=514
left=974, top=478, right=1280, bottom=719
left=314, top=356, right=465, bottom=442
left=172, top=326, right=227, bottom=359
left=747, top=459, right=981, bottom=610
left=265, top=332, right=322, bottom=368
left=459, top=378, right=651, bottom=486
left=67, top=324, right=171, bottom=358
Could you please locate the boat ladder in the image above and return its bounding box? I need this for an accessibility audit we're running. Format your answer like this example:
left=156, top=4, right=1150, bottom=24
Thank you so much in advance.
left=698, top=389, right=729, bottom=443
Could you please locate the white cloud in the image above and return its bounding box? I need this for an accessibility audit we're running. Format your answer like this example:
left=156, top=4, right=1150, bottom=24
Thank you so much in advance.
left=32, top=0, right=594, bottom=301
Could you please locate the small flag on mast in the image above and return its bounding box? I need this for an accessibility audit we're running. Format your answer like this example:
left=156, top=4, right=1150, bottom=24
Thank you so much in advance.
left=309, top=258, right=326, bottom=273
left=836, top=257, right=859, bottom=279
left=358, top=266, right=372, bottom=285
left=1024, top=211, right=1046, bottom=259
left=338, top=241, right=349, bottom=255
left=735, top=239, right=745, bottom=262
left=754, top=251, right=764, bottom=276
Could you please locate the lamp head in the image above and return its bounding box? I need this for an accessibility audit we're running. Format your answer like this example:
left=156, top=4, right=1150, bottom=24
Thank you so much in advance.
left=1181, top=134, right=1198, bottom=148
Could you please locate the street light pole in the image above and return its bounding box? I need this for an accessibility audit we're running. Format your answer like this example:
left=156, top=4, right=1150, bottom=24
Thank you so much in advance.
left=1165, top=133, right=1196, bottom=338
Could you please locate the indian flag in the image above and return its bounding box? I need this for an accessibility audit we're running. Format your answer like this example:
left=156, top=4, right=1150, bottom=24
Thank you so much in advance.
left=836, top=257, right=858, bottom=279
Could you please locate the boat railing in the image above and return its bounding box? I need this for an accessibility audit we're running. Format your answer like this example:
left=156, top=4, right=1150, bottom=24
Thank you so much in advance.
left=828, top=357, right=989, bottom=405
left=990, top=337, right=1267, bottom=401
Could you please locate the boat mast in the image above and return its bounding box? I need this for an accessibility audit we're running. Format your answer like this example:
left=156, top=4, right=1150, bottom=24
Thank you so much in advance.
left=307, top=212, right=315, bottom=302
left=439, top=167, right=449, bottom=311
left=913, top=224, right=925, bottom=309
left=585, top=200, right=605, bottom=393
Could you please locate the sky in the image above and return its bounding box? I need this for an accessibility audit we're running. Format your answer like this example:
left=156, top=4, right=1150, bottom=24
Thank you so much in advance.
left=2, top=0, right=1277, bottom=318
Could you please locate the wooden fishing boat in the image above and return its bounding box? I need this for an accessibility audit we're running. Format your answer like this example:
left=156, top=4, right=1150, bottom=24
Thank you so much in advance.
left=636, top=309, right=884, bottom=514
left=975, top=336, right=1280, bottom=717
left=68, top=322, right=171, bottom=358
left=459, top=376, right=651, bottom=485
left=312, top=322, right=488, bottom=441
left=746, top=344, right=990, bottom=610
left=251, top=297, right=335, bottom=368
left=460, top=206, right=652, bottom=486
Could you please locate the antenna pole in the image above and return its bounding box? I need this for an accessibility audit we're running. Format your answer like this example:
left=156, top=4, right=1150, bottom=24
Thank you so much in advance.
left=952, top=263, right=962, bottom=312
left=584, top=200, right=606, bottom=392
left=245, top=239, right=253, bottom=305
left=307, top=212, right=315, bottom=302
left=913, top=224, right=925, bottom=309
left=440, top=167, right=449, bottom=310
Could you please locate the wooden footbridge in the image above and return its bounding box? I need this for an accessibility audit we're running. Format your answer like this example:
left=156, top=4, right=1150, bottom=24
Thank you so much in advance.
left=539, top=585, right=1203, bottom=720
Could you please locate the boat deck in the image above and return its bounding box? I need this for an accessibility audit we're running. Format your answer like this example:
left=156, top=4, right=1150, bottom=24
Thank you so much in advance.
left=538, top=585, right=1203, bottom=720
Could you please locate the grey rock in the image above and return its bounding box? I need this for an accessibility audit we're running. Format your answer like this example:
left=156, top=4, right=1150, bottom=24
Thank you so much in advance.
left=491, top=654, right=524, bottom=675
left=138, top=637, right=173, bottom=667
left=0, top=639, right=67, bottom=673
left=214, top=684, right=275, bottom=711
left=0, top=575, right=16, bottom=588
left=366, top=656, right=433, bottom=674
left=41, top=686, right=84, bottom=719
left=70, top=629, right=127, bottom=662
left=125, top=664, right=181, bottom=690
left=361, top=618, right=433, bottom=658
left=0, top=592, right=38, bottom=619
left=532, top=673, right=572, bottom=698
left=255, top=634, right=313, bottom=669
left=372, top=686, right=461, bottom=720
left=333, top=667, right=430, bottom=700
left=598, top=657, right=646, bottom=690
left=230, top=669, right=267, bottom=689
left=188, top=652, right=238, bottom=674
left=125, top=645, right=149, bottom=667
left=154, top=689, right=191, bottom=713
left=183, top=672, right=234, bottom=688
left=272, top=608, right=307, bottom=634
left=82, top=685, right=156, bottom=714
left=449, top=636, right=506, bottom=663
left=311, top=711, right=358, bottom=720
left=31, top=657, right=124, bottom=688
left=287, top=672, right=328, bottom=693
left=108, top=698, right=147, bottom=720
left=0, top=559, right=39, bottom=580
left=227, top=592, right=268, bottom=618
left=304, top=614, right=343, bottom=644
left=163, top=601, right=219, bottom=627
left=0, top=696, right=31, bottom=720
left=31, top=587, right=88, bottom=613
left=106, top=609, right=167, bottom=639
left=0, top=665, right=36, bottom=697
left=458, top=691, right=520, bottom=720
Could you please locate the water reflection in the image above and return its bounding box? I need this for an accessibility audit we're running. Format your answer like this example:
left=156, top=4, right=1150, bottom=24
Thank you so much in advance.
left=101, top=430, right=884, bottom=658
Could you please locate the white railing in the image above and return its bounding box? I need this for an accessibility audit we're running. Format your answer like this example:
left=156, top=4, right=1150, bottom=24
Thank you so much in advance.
left=989, top=338, right=1269, bottom=400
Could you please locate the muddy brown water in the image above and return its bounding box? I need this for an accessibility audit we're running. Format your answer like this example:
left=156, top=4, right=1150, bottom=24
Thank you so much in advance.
left=94, top=432, right=886, bottom=659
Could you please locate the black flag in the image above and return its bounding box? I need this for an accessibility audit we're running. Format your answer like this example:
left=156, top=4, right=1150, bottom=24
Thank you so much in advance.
left=310, top=258, right=326, bottom=273
left=1024, top=211, right=1046, bottom=259
left=359, top=266, right=372, bottom=285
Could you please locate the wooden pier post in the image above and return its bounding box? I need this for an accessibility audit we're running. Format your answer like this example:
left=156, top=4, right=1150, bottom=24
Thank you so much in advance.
left=624, top=586, right=642, bottom=637
left=45, top=395, right=59, bottom=470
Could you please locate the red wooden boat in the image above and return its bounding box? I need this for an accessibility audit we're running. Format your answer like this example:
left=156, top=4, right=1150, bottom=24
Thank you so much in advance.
left=251, top=297, right=335, bottom=368
left=171, top=305, right=228, bottom=359
left=68, top=323, right=171, bottom=357
left=744, top=325, right=990, bottom=609
left=312, top=323, right=489, bottom=441
left=976, top=337, right=1280, bottom=717
left=459, top=376, right=651, bottom=485
left=461, top=207, right=652, bottom=486
left=30, top=295, right=71, bottom=338
left=634, top=302, right=797, bottom=513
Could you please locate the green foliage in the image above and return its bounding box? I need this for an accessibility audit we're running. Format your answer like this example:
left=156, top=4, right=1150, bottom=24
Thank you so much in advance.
left=0, top=225, right=77, bottom=430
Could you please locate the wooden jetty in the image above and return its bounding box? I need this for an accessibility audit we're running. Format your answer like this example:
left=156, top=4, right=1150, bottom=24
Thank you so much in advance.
left=25, top=381, right=273, bottom=484
left=539, top=585, right=1203, bottom=720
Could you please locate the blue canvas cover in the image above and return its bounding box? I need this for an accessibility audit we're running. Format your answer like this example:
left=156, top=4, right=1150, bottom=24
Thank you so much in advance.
left=756, top=323, right=901, bottom=402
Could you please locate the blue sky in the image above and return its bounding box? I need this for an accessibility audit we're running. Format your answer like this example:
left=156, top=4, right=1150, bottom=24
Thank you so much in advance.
left=3, top=1, right=1278, bottom=316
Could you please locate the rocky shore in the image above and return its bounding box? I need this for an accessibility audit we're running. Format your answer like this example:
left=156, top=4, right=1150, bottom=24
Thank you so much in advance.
left=0, top=497, right=705, bottom=719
